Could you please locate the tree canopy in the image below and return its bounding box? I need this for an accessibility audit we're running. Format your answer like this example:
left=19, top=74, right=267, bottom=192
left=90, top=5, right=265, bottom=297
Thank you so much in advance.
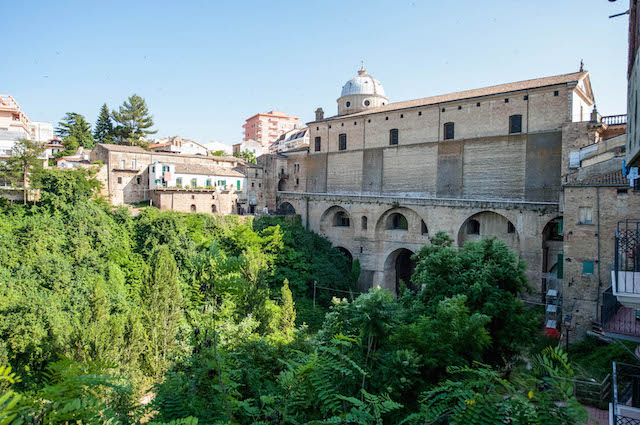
left=93, top=103, right=115, bottom=143
left=55, top=112, right=95, bottom=151
left=112, top=94, right=156, bottom=145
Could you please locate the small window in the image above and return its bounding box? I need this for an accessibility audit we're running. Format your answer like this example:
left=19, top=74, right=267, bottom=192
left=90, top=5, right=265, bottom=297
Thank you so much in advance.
left=554, top=90, right=559, bottom=96
left=418, top=111, right=422, bottom=116
left=117, top=177, right=122, bottom=184
left=354, top=121, right=357, bottom=125
left=458, top=106, right=462, bottom=110
left=421, top=220, right=428, bottom=235
left=618, top=188, right=629, bottom=195
left=339, top=133, right=347, bottom=151
left=523, top=95, right=529, bottom=101
left=507, top=222, right=515, bottom=233
left=476, top=102, right=480, bottom=107
left=364, top=100, right=370, bottom=106
left=132, top=159, right=137, bottom=169
left=385, top=117, right=389, bottom=120
left=389, top=129, right=399, bottom=145
left=136, top=176, right=141, bottom=184
left=296, top=178, right=299, bottom=185
left=368, top=119, right=371, bottom=123
left=444, top=122, right=455, bottom=140
left=316, top=126, right=319, bottom=130
left=335, top=211, right=350, bottom=227
left=346, top=101, right=351, bottom=108
left=191, top=179, right=197, bottom=188
left=341, top=123, right=344, bottom=127
left=509, top=115, right=522, bottom=134
left=152, top=166, right=155, bottom=172
left=504, top=98, right=509, bottom=103
left=362, top=216, right=368, bottom=230
left=190, top=204, right=196, bottom=212
left=259, top=183, right=261, bottom=188
left=329, top=125, right=331, bottom=129
left=176, top=178, right=182, bottom=186
left=582, top=261, right=594, bottom=275
left=400, top=114, right=404, bottom=118
left=211, top=204, right=217, bottom=213
left=579, top=207, right=593, bottom=224
left=251, top=182, right=255, bottom=188
left=120, top=160, right=125, bottom=168
left=315, top=136, right=321, bottom=152
left=442, top=108, right=445, bottom=112
left=467, top=219, right=480, bottom=235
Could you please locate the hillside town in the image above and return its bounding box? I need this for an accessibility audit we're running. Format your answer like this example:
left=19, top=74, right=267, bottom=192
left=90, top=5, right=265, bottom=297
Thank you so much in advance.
left=2, top=1, right=640, bottom=424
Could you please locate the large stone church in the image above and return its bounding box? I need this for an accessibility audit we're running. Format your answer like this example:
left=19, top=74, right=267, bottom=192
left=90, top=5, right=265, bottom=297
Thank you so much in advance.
left=260, top=65, right=634, bottom=335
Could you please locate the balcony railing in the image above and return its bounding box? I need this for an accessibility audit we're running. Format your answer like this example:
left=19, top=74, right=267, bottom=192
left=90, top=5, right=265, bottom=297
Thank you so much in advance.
left=603, top=114, right=628, bottom=126
left=612, top=362, right=640, bottom=424
left=613, top=220, right=640, bottom=306
left=602, top=286, right=640, bottom=340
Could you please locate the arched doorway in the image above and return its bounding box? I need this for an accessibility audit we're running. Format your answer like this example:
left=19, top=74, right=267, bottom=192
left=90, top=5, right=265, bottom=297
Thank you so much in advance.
left=336, top=246, right=353, bottom=263
left=542, top=217, right=563, bottom=299
left=278, top=179, right=287, bottom=191
left=457, top=211, right=520, bottom=252
left=277, top=202, right=296, bottom=215
left=383, top=248, right=417, bottom=292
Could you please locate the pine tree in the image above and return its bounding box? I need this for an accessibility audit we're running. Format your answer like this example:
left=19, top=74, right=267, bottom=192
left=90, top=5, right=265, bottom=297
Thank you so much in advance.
left=112, top=94, right=157, bottom=146
left=55, top=112, right=95, bottom=150
left=0, top=138, right=44, bottom=204
left=93, top=103, right=114, bottom=143
left=141, top=245, right=182, bottom=380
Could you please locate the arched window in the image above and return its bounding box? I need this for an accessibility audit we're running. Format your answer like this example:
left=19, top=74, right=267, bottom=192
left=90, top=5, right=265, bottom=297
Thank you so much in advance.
left=212, top=204, right=217, bottom=213
left=509, top=114, right=522, bottom=134
left=388, top=213, right=408, bottom=230
left=190, top=204, right=196, bottom=212
left=421, top=220, right=428, bottom=235
left=389, top=129, right=399, bottom=145
left=507, top=222, right=515, bottom=233
left=467, top=219, right=480, bottom=235
left=335, top=211, right=350, bottom=227
left=444, top=122, right=455, bottom=140
left=362, top=216, right=368, bottom=230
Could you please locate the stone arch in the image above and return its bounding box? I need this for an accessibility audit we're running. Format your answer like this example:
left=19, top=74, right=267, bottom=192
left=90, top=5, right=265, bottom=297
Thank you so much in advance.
left=276, top=202, right=296, bottom=215
left=336, top=246, right=353, bottom=263
left=190, top=204, right=196, bottom=212
left=457, top=211, right=520, bottom=252
left=383, top=247, right=417, bottom=292
left=387, top=213, right=409, bottom=230
left=320, top=205, right=353, bottom=232
left=541, top=216, right=563, bottom=293
left=375, top=206, right=427, bottom=237
left=277, top=178, right=287, bottom=191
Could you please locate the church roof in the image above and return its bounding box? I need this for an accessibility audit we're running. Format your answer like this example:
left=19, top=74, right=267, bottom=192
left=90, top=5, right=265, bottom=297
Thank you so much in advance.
left=340, top=68, right=386, bottom=98
left=314, top=71, right=589, bottom=122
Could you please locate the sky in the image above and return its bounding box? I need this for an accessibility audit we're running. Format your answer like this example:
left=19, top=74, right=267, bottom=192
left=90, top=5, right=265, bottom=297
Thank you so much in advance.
left=1, top=0, right=631, bottom=147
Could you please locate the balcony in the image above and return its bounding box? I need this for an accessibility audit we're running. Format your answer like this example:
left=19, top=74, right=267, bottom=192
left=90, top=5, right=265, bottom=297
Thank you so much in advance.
left=612, top=220, right=640, bottom=308
left=602, top=114, right=628, bottom=126
left=612, top=362, right=640, bottom=424
left=602, top=287, right=640, bottom=341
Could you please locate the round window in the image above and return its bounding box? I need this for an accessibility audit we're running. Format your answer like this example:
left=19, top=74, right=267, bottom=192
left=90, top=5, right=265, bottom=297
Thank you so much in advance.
left=346, top=101, right=351, bottom=108
left=364, top=100, right=370, bottom=106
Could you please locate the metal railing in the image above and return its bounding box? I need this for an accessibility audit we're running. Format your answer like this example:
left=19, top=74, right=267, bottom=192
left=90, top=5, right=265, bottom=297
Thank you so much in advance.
left=613, top=362, right=640, bottom=424
left=603, top=114, right=628, bottom=126
left=615, top=220, right=640, bottom=295
left=602, top=286, right=640, bottom=339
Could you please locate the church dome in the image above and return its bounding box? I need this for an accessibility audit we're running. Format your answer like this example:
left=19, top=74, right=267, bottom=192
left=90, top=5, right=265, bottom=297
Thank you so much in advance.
left=340, top=67, right=386, bottom=97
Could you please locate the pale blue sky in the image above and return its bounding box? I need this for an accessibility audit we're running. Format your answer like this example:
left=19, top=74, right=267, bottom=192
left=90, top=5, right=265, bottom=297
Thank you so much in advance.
left=2, top=0, right=630, bottom=146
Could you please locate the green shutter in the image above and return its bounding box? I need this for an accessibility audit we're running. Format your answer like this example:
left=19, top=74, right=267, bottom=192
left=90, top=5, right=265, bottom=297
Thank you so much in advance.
left=237, top=180, right=241, bottom=190
left=557, top=254, right=563, bottom=279
left=583, top=261, right=594, bottom=275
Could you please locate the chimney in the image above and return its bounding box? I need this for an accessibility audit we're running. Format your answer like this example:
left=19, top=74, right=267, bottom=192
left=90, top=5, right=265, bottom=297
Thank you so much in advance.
left=315, top=107, right=324, bottom=121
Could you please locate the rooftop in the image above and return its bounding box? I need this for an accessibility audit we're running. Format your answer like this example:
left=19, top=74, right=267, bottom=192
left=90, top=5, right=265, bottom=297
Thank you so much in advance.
left=312, top=71, right=589, bottom=122
left=96, top=143, right=237, bottom=162
left=174, top=163, right=245, bottom=178
left=567, top=169, right=630, bottom=186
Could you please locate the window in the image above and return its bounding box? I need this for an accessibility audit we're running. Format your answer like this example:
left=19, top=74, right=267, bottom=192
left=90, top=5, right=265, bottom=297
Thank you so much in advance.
left=421, top=220, right=428, bottom=235
left=251, top=182, right=254, bottom=188
left=582, top=260, right=594, bottom=275
left=237, top=180, right=241, bottom=190
left=579, top=207, right=593, bottom=224
left=314, top=136, right=322, bottom=152
left=509, top=115, right=522, bottom=134
left=385, top=117, right=389, bottom=120
left=339, top=133, right=347, bottom=151
left=206, top=179, right=211, bottom=187
left=504, top=98, right=509, bottom=103
left=152, top=166, right=155, bottom=172
left=442, top=108, right=445, bottom=112
left=117, top=177, right=122, bottom=184
left=296, top=178, right=299, bottom=185
left=132, top=159, right=137, bottom=169
left=467, top=219, right=480, bottom=235
left=388, top=213, right=408, bottom=230
left=176, top=178, right=182, bottom=186
left=346, top=101, right=351, bottom=108
left=389, top=129, right=399, bottom=145
left=354, top=121, right=357, bottom=125
left=368, top=119, right=371, bottom=123
left=364, top=100, right=370, bottom=106
left=458, top=106, right=462, bottom=110
left=362, top=216, right=368, bottom=230
left=476, top=102, right=481, bottom=107
left=120, top=160, right=125, bottom=168
left=335, top=211, right=350, bottom=227
left=400, top=114, right=404, bottom=118
left=136, top=176, right=141, bottom=184
left=211, top=204, right=217, bottom=213
left=191, top=178, right=197, bottom=188
left=554, top=90, right=559, bottom=96
left=418, top=111, right=422, bottom=116
left=523, top=95, right=528, bottom=100
left=190, top=204, right=196, bottom=212
left=618, top=188, right=629, bottom=195
left=444, top=122, right=455, bottom=140
left=341, top=123, right=344, bottom=127
left=507, top=222, right=515, bottom=233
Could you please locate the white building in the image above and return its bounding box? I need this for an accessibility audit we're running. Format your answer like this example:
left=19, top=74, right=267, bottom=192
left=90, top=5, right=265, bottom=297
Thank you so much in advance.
left=269, top=127, right=309, bottom=153
left=149, top=136, right=209, bottom=156
left=148, top=161, right=247, bottom=192
left=204, top=140, right=233, bottom=156
left=232, top=139, right=264, bottom=157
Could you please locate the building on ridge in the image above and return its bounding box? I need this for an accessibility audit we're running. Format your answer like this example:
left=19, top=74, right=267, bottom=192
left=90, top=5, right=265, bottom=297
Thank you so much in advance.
left=242, top=110, right=301, bottom=149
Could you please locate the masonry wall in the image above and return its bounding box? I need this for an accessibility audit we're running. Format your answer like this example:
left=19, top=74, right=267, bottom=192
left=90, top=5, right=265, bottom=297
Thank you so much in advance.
left=150, top=190, right=238, bottom=215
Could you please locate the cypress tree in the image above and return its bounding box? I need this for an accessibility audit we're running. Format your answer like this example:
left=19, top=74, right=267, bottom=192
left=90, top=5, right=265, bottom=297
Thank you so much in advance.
left=93, top=103, right=114, bottom=143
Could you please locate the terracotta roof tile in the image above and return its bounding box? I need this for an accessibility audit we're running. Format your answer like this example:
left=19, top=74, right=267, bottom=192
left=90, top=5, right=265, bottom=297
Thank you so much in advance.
left=576, top=169, right=630, bottom=186
left=174, top=163, right=245, bottom=178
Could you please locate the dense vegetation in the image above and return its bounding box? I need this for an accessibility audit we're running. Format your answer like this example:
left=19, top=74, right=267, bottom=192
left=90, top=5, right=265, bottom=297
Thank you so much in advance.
left=0, top=169, right=591, bottom=424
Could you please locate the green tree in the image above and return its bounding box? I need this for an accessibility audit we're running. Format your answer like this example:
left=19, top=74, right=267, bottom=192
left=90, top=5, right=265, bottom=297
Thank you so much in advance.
left=93, top=103, right=115, bottom=143
left=112, top=94, right=156, bottom=145
left=55, top=112, right=95, bottom=150
left=0, top=138, right=44, bottom=204
left=234, top=150, right=256, bottom=164
left=142, top=245, right=183, bottom=380
left=210, top=150, right=228, bottom=157
left=279, top=279, right=296, bottom=334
